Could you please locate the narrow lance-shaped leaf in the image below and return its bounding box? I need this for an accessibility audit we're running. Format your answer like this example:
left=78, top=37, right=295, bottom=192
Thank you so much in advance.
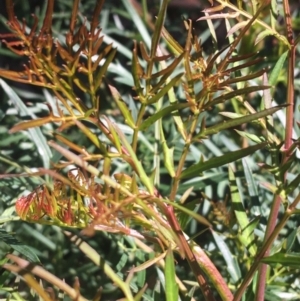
left=261, top=252, right=300, bottom=268
left=180, top=142, right=268, bottom=179
left=132, top=42, right=145, bottom=99
left=219, top=68, right=267, bottom=87
left=94, top=47, right=117, bottom=91
left=109, top=85, right=135, bottom=129
left=150, top=0, right=168, bottom=58
left=165, top=248, right=179, bottom=301
left=204, top=85, right=271, bottom=109
left=74, top=120, right=108, bottom=154
left=140, top=103, right=190, bottom=131
left=195, top=105, right=285, bottom=138
left=255, top=29, right=273, bottom=45
left=112, top=123, right=154, bottom=195
left=147, top=73, right=183, bottom=105
left=269, top=50, right=288, bottom=86
left=161, top=26, right=184, bottom=57
left=160, top=124, right=176, bottom=178
left=212, top=230, right=241, bottom=283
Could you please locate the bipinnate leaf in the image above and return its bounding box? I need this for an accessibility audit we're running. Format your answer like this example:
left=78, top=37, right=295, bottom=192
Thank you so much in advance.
left=261, top=252, right=300, bottom=268
left=0, top=229, right=40, bottom=263
left=165, top=248, right=178, bottom=301
left=180, top=142, right=267, bottom=179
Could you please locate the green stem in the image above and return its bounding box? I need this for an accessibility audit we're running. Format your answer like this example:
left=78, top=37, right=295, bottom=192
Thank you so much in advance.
left=169, top=116, right=199, bottom=200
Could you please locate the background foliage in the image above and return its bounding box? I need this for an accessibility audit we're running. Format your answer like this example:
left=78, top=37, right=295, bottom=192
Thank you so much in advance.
left=0, top=0, right=300, bottom=300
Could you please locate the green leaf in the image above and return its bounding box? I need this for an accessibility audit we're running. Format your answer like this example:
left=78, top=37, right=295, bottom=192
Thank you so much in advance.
left=285, top=228, right=298, bottom=253
left=140, top=103, right=190, bottom=131
left=229, top=166, right=257, bottom=256
left=165, top=248, right=178, bottom=301
left=161, top=26, right=184, bottom=57
left=180, top=142, right=267, bottom=179
left=0, top=229, right=40, bottom=263
left=196, top=105, right=284, bottom=138
left=150, top=0, right=168, bottom=58
left=242, top=158, right=261, bottom=216
left=261, top=252, right=300, bottom=268
left=254, top=29, right=273, bottom=45
left=269, top=50, right=288, bottom=86
left=109, top=85, right=135, bottom=128
left=147, top=73, right=183, bottom=105
left=235, top=130, right=264, bottom=143
left=205, top=86, right=271, bottom=108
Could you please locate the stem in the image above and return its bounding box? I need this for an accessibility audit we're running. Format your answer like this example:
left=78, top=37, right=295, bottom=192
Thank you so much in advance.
left=255, top=0, right=295, bottom=299
left=169, top=116, right=199, bottom=200
left=132, top=104, right=146, bottom=152
left=165, top=205, right=216, bottom=301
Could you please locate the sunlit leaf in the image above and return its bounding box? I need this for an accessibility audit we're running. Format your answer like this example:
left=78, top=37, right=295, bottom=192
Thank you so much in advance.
left=165, top=248, right=178, bottom=301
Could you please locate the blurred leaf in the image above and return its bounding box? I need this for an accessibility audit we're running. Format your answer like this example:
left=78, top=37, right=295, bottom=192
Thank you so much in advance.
left=211, top=230, right=241, bottom=283
left=0, top=229, right=40, bottom=263
left=254, top=29, right=273, bottom=45
left=235, top=130, right=264, bottom=143
left=0, top=79, right=52, bottom=168
left=261, top=252, right=300, bottom=268
left=229, top=166, right=257, bottom=256
left=285, top=228, right=298, bottom=253
left=269, top=51, right=288, bottom=86
left=181, top=143, right=267, bottom=179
